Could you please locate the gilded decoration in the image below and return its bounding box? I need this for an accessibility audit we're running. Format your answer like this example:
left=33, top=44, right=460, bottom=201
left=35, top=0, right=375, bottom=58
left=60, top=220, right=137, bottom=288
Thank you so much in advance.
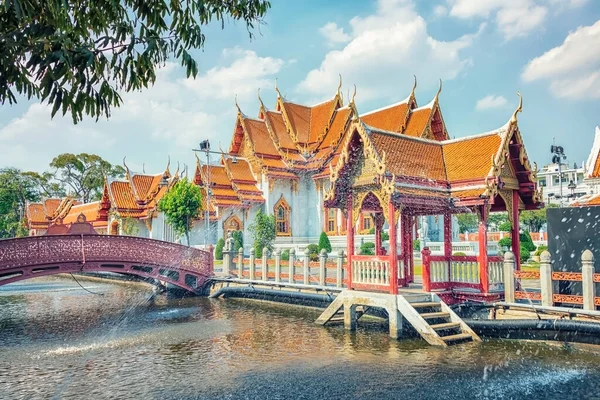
left=497, top=189, right=514, bottom=226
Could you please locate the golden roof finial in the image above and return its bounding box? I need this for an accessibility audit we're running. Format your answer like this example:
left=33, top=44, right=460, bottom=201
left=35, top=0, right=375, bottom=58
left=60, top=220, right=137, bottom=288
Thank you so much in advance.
left=257, top=88, right=265, bottom=109
left=142, top=162, right=145, bottom=174
left=165, top=155, right=171, bottom=176
left=510, top=91, right=523, bottom=124
left=234, top=94, right=243, bottom=115
left=174, top=161, right=180, bottom=178
left=434, top=79, right=442, bottom=104
left=194, top=152, right=200, bottom=167
left=122, top=157, right=131, bottom=180
left=337, top=74, right=342, bottom=96
left=412, top=74, right=417, bottom=93
left=275, top=78, right=282, bottom=99
left=351, top=84, right=357, bottom=104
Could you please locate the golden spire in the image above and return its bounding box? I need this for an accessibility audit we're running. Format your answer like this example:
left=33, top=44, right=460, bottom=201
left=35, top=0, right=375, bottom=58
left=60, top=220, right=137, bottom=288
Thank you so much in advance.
left=164, top=156, right=171, bottom=177
left=337, top=74, right=342, bottom=97
left=434, top=79, right=442, bottom=104
left=234, top=94, right=243, bottom=115
left=257, top=88, right=265, bottom=110
left=275, top=78, right=283, bottom=99
left=411, top=74, right=417, bottom=98
left=510, top=91, right=523, bottom=124
left=122, top=157, right=131, bottom=180
left=351, top=84, right=357, bottom=104
left=174, top=161, right=180, bottom=178
left=194, top=152, right=201, bottom=167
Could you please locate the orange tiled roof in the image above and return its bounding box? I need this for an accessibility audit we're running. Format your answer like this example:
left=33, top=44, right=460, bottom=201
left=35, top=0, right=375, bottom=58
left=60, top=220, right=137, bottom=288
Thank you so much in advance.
left=309, top=98, right=337, bottom=144
left=62, top=202, right=101, bottom=225
left=225, top=158, right=256, bottom=182
left=265, top=111, right=296, bottom=150
left=319, top=107, right=353, bottom=148
left=43, top=198, right=62, bottom=218
left=361, top=101, right=410, bottom=133
left=451, top=188, right=487, bottom=199
left=442, top=134, right=502, bottom=182
left=282, top=101, right=311, bottom=143
left=369, top=129, right=447, bottom=182
left=212, top=188, right=238, bottom=197
left=200, top=165, right=232, bottom=186
left=27, top=203, right=47, bottom=224
left=591, top=154, right=600, bottom=178
left=404, top=107, right=432, bottom=137
left=109, top=180, right=139, bottom=210
left=243, top=117, right=281, bottom=157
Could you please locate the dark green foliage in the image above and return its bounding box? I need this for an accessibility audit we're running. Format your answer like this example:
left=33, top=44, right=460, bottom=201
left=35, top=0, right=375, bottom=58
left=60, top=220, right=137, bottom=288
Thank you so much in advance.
left=520, top=231, right=536, bottom=252
left=1, top=0, right=271, bottom=122
left=318, top=231, right=332, bottom=253
left=456, top=213, right=477, bottom=232
left=157, top=178, right=202, bottom=245
left=215, top=238, right=225, bottom=260
left=232, top=230, right=244, bottom=252
left=307, top=244, right=319, bottom=261
left=0, top=168, right=39, bottom=238
left=498, top=221, right=512, bottom=232
left=520, top=244, right=530, bottom=263
left=498, top=237, right=512, bottom=248
left=249, top=210, right=275, bottom=259
left=360, top=242, right=375, bottom=256
left=413, top=239, right=420, bottom=250
left=368, top=227, right=389, bottom=241
left=520, top=204, right=558, bottom=232
left=281, top=249, right=290, bottom=261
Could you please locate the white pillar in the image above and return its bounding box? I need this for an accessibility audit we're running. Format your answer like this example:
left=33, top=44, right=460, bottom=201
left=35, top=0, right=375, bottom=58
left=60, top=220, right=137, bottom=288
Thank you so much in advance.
left=337, top=250, right=345, bottom=288
left=503, top=251, right=515, bottom=303
left=262, top=247, right=269, bottom=282
left=540, top=250, right=553, bottom=307
left=249, top=248, right=256, bottom=280
left=274, top=248, right=281, bottom=283
left=237, top=247, right=244, bottom=279
left=303, top=247, right=310, bottom=285
left=582, top=249, right=595, bottom=311
left=319, top=249, right=327, bottom=286
left=289, top=248, right=296, bottom=284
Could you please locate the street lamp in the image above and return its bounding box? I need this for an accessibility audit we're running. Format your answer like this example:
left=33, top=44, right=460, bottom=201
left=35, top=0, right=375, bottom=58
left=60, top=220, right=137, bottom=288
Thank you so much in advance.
left=550, top=144, right=567, bottom=203
left=192, top=140, right=240, bottom=247
left=568, top=180, right=577, bottom=197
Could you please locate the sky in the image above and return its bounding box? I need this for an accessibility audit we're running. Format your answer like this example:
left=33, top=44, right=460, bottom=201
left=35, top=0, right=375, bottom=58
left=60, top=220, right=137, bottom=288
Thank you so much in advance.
left=1, top=0, right=600, bottom=175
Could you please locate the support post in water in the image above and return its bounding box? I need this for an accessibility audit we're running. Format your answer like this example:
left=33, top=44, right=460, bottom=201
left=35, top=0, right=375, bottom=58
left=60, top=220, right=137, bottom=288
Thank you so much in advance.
left=582, top=249, right=595, bottom=311
left=337, top=250, right=344, bottom=288
left=319, top=249, right=327, bottom=286
left=540, top=250, right=553, bottom=307
left=503, top=251, right=515, bottom=303
left=289, top=248, right=296, bottom=284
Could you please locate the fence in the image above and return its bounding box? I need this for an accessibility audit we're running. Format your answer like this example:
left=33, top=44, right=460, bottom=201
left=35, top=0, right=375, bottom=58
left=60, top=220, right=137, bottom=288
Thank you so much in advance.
left=222, top=247, right=346, bottom=289
left=504, top=250, right=598, bottom=310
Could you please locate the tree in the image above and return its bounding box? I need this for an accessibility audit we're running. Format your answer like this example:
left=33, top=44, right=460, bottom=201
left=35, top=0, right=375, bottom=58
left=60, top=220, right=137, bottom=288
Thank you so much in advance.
left=456, top=213, right=477, bottom=233
left=215, top=238, right=225, bottom=261
left=520, top=204, right=558, bottom=232
left=0, top=168, right=40, bottom=238
left=157, top=178, right=202, bottom=245
left=50, top=153, right=124, bottom=202
left=232, top=230, right=244, bottom=252
left=22, top=171, right=66, bottom=198
left=318, top=231, right=332, bottom=253
left=1, top=0, right=271, bottom=123
left=248, top=209, right=275, bottom=258
left=498, top=221, right=512, bottom=232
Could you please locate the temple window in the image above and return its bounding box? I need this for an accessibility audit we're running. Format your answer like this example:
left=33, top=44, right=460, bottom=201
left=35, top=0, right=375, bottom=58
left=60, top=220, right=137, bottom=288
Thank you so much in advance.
left=274, top=197, right=291, bottom=236
left=326, top=208, right=337, bottom=234
left=362, top=214, right=373, bottom=232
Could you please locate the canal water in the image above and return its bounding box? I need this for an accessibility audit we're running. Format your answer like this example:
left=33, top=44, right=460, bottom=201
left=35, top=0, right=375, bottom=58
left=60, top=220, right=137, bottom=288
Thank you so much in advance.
left=1, top=277, right=599, bottom=399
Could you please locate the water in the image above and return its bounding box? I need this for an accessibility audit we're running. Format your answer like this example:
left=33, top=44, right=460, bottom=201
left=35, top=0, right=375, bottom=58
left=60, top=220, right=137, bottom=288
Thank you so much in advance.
left=1, top=277, right=600, bottom=399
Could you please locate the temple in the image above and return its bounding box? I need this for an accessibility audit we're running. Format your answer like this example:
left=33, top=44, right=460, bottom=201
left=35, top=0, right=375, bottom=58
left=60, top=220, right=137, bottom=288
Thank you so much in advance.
left=571, top=126, right=600, bottom=206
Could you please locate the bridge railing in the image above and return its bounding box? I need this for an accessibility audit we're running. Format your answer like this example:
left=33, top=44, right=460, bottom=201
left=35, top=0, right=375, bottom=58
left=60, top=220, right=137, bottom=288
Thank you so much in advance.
left=0, top=235, right=213, bottom=276
left=221, top=247, right=346, bottom=289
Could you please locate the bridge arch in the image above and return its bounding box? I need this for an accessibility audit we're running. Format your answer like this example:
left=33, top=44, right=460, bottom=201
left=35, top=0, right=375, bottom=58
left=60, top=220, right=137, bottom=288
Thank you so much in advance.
left=0, top=235, right=213, bottom=293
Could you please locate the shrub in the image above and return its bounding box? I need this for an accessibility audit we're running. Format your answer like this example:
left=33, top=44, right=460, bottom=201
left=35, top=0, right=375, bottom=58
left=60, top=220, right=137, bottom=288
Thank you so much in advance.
left=498, top=221, right=512, bottom=232
left=368, top=227, right=389, bottom=241
left=498, top=237, right=512, bottom=249
left=453, top=252, right=467, bottom=257
left=520, top=231, right=536, bottom=252
left=520, top=244, right=530, bottom=263
left=318, top=231, right=332, bottom=253
left=215, top=238, right=225, bottom=260
left=281, top=249, right=290, bottom=261
left=360, top=242, right=375, bottom=255
left=249, top=210, right=275, bottom=259
left=307, top=244, right=320, bottom=261
left=535, top=245, right=548, bottom=256
left=413, top=239, right=420, bottom=250
left=232, top=230, right=244, bottom=252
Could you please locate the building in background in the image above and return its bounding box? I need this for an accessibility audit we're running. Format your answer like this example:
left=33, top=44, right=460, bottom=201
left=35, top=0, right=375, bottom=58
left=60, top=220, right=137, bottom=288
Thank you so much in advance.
left=571, top=126, right=600, bottom=207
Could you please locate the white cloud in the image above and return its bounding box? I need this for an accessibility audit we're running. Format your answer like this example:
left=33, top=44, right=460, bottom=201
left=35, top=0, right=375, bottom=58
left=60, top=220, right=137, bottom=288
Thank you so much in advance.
left=298, top=0, right=482, bottom=101
left=319, top=22, right=351, bottom=46
left=475, top=95, right=508, bottom=110
left=433, top=5, right=448, bottom=17
left=1, top=48, right=285, bottom=173
left=448, top=0, right=586, bottom=40
left=522, top=20, right=600, bottom=99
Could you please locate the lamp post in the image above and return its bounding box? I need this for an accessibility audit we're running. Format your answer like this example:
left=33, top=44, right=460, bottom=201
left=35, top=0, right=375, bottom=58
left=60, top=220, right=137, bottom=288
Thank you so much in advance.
left=568, top=180, right=577, bottom=198
left=192, top=140, right=240, bottom=248
left=550, top=143, right=566, bottom=204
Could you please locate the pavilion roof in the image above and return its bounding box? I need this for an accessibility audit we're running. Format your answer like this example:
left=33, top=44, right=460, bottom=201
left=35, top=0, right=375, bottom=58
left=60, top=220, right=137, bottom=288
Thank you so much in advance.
left=585, top=125, right=600, bottom=179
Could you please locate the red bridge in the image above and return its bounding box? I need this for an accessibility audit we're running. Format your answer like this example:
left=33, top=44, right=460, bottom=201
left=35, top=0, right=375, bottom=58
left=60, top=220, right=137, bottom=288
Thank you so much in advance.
left=0, top=235, right=214, bottom=293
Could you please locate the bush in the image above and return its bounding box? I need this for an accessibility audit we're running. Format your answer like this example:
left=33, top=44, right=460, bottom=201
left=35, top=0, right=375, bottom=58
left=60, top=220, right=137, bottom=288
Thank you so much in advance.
left=318, top=232, right=332, bottom=253
left=249, top=210, right=275, bottom=259
left=281, top=249, right=290, bottom=261
left=520, top=244, right=530, bottom=263
left=368, top=227, right=389, bottom=241
left=498, top=221, right=512, bottom=232
left=232, top=230, right=243, bottom=252
left=520, top=231, right=536, bottom=252
left=498, top=237, right=512, bottom=249
left=535, top=245, right=548, bottom=256
left=215, top=238, right=225, bottom=260
left=307, top=244, right=320, bottom=261
left=453, top=252, right=467, bottom=257
left=360, top=242, right=375, bottom=255
left=413, top=239, right=420, bottom=250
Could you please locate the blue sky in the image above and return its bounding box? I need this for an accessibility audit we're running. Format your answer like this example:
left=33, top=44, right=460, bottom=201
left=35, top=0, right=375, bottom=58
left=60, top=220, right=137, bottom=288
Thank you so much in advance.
left=1, top=0, right=599, bottom=175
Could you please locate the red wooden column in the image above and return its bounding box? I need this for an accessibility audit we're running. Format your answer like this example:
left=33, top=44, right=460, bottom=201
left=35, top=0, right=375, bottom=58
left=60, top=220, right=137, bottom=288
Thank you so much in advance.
left=388, top=201, right=398, bottom=294
left=422, top=247, right=431, bottom=292
left=346, top=194, right=354, bottom=288
left=477, top=205, right=489, bottom=294
left=374, top=213, right=383, bottom=256
left=511, top=190, right=521, bottom=270
left=443, top=213, right=452, bottom=287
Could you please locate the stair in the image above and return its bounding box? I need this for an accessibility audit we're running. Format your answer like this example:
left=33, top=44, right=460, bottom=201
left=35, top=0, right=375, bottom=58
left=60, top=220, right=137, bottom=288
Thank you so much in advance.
left=399, top=294, right=481, bottom=347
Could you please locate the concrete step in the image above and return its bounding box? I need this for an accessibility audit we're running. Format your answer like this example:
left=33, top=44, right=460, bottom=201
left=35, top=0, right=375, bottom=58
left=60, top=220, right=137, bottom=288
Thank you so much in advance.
left=430, top=322, right=461, bottom=331
left=419, top=312, right=450, bottom=320
left=328, top=316, right=345, bottom=322
left=440, top=333, right=473, bottom=343
left=410, top=302, right=441, bottom=309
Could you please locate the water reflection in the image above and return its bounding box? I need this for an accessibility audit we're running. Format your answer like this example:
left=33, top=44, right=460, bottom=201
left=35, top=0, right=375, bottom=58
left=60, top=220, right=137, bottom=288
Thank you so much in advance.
left=0, top=276, right=599, bottom=399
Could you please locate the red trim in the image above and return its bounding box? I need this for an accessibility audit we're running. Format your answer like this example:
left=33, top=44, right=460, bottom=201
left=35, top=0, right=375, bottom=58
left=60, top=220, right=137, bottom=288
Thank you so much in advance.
left=346, top=193, right=354, bottom=286
left=389, top=200, right=398, bottom=294
left=478, top=204, right=489, bottom=293
left=422, top=247, right=431, bottom=292
left=512, top=190, right=521, bottom=270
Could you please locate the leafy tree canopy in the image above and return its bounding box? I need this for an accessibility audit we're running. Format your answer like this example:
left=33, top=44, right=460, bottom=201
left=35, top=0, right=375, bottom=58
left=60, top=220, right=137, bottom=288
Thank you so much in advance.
left=520, top=204, right=558, bottom=232
left=248, top=209, right=275, bottom=258
left=50, top=153, right=124, bottom=202
left=0, top=168, right=40, bottom=238
left=157, top=177, right=202, bottom=245
left=456, top=213, right=477, bottom=233
left=1, top=0, right=271, bottom=122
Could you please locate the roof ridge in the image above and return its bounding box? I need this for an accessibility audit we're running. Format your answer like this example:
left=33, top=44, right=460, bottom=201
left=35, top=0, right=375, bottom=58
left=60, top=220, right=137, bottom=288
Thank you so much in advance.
left=364, top=124, right=442, bottom=145
left=441, top=125, right=508, bottom=144
left=360, top=97, right=410, bottom=117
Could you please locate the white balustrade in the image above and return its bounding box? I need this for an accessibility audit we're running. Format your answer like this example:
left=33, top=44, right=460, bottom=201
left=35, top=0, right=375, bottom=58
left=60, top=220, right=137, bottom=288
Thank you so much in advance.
left=430, top=260, right=449, bottom=283
left=488, top=259, right=504, bottom=285
left=352, top=258, right=390, bottom=286
left=450, top=259, right=479, bottom=283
